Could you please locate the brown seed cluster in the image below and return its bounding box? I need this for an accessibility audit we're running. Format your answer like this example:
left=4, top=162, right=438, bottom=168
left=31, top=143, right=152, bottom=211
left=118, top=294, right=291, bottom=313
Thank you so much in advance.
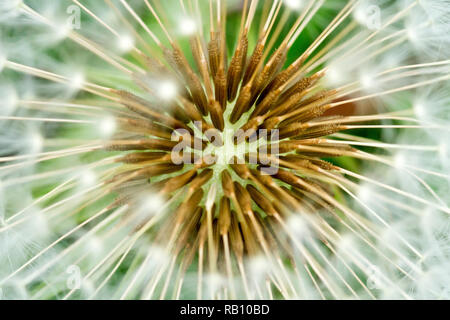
left=103, top=3, right=355, bottom=278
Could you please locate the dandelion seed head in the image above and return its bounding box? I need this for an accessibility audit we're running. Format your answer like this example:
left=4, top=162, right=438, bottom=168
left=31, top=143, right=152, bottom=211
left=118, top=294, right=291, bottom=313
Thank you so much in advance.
left=1, top=0, right=450, bottom=301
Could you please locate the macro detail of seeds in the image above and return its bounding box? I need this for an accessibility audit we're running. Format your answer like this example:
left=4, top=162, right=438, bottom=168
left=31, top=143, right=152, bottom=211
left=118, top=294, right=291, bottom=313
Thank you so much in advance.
left=0, top=0, right=449, bottom=300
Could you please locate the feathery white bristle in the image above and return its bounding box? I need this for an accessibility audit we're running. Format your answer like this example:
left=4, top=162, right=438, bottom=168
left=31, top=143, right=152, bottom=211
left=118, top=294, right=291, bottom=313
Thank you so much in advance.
left=178, top=17, right=197, bottom=36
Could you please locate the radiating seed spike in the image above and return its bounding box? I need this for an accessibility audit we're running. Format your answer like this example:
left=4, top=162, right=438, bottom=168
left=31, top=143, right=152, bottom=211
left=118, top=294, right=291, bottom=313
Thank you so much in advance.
left=230, top=82, right=252, bottom=124
left=242, top=39, right=265, bottom=86
left=229, top=211, right=244, bottom=259
left=274, top=169, right=305, bottom=189
left=221, top=170, right=235, bottom=198
left=227, top=34, right=248, bottom=102
left=209, top=100, right=225, bottom=131
left=188, top=169, right=214, bottom=194
left=251, top=86, right=283, bottom=118
left=175, top=206, right=203, bottom=251
left=214, top=67, right=228, bottom=109
left=118, top=118, right=172, bottom=139
left=218, top=197, right=231, bottom=235
left=257, top=60, right=304, bottom=104
left=233, top=182, right=252, bottom=215
left=293, top=124, right=344, bottom=140
left=230, top=161, right=251, bottom=180
left=208, top=32, right=220, bottom=78
left=233, top=116, right=264, bottom=145
left=117, top=151, right=168, bottom=164
left=104, top=138, right=177, bottom=152
left=161, top=169, right=198, bottom=194
left=186, top=70, right=209, bottom=116
left=180, top=188, right=205, bottom=217
left=246, top=185, right=277, bottom=216
left=278, top=122, right=309, bottom=140
left=261, top=116, right=281, bottom=131
left=179, top=96, right=203, bottom=122
left=113, top=89, right=191, bottom=131
left=251, top=48, right=287, bottom=103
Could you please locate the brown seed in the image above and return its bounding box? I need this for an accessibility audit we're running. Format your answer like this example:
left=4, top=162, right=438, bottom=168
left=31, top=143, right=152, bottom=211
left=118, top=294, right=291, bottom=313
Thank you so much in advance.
left=251, top=86, right=283, bottom=118
left=218, top=197, right=231, bottom=235
left=177, top=188, right=204, bottom=222
left=227, top=35, right=248, bottom=102
left=138, top=163, right=184, bottom=178
left=208, top=32, right=220, bottom=78
left=186, top=70, right=209, bottom=116
left=251, top=48, right=287, bottom=102
left=117, top=151, right=169, bottom=164
left=209, top=100, right=225, bottom=131
left=233, top=182, right=253, bottom=215
left=117, top=118, right=173, bottom=140
left=160, top=168, right=198, bottom=194
left=230, top=82, right=252, bottom=124
left=214, top=67, right=228, bottom=109
left=264, top=90, right=310, bottom=119
left=230, top=161, right=251, bottom=180
left=257, top=61, right=303, bottom=104
left=104, top=138, right=177, bottom=152
left=280, top=90, right=338, bottom=124
left=233, top=116, right=263, bottom=145
left=274, top=169, right=306, bottom=189
left=280, top=104, right=331, bottom=125
left=113, top=89, right=191, bottom=132
left=261, top=116, right=281, bottom=131
left=293, top=124, right=344, bottom=140
left=229, top=211, right=244, bottom=259
left=188, top=169, right=214, bottom=194
left=221, top=170, right=235, bottom=198
left=246, top=184, right=277, bottom=216
left=109, top=163, right=184, bottom=183
left=242, top=39, right=265, bottom=86
left=179, top=96, right=203, bottom=122
left=278, top=122, right=309, bottom=140
left=175, top=206, right=203, bottom=252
